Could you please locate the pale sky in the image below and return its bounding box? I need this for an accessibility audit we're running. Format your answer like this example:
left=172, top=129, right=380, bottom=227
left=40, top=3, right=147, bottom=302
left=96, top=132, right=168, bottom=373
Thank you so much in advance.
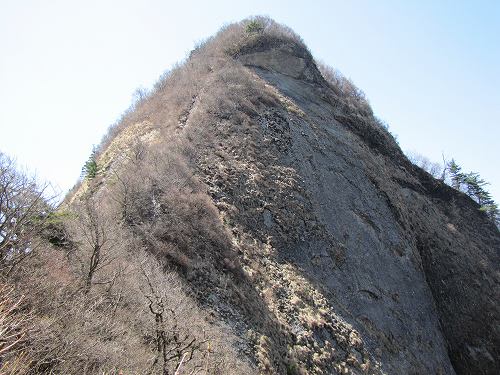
left=1, top=0, right=499, bottom=201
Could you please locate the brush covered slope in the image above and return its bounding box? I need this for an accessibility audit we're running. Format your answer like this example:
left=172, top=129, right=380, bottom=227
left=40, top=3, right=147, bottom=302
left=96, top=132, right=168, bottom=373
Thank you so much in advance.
left=7, top=18, right=499, bottom=375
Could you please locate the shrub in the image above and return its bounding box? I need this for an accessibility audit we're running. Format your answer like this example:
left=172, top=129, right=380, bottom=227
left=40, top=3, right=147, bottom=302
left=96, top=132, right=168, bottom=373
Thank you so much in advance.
left=406, top=151, right=445, bottom=180
left=0, top=285, right=30, bottom=374
left=317, top=61, right=372, bottom=116
left=246, top=20, right=264, bottom=34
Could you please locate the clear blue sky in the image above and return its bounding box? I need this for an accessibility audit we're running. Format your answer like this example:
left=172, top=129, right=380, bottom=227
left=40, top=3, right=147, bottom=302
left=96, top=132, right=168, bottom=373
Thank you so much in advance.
left=1, top=0, right=499, bottom=200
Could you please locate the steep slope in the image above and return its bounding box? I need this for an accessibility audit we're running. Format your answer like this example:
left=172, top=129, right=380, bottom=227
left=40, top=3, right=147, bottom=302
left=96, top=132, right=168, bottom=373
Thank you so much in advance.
left=228, top=41, right=499, bottom=374
left=18, top=18, right=498, bottom=375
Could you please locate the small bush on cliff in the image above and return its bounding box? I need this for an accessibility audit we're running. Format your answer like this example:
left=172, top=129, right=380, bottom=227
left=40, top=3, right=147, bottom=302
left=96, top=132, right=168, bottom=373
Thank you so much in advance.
left=407, top=151, right=446, bottom=180
left=246, top=20, right=264, bottom=34
left=317, top=62, right=372, bottom=118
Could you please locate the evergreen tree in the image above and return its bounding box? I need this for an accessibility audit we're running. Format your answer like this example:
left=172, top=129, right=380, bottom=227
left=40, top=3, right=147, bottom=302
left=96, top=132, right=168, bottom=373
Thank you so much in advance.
left=448, top=159, right=465, bottom=190
left=480, top=202, right=499, bottom=223
left=81, top=147, right=99, bottom=180
left=447, top=159, right=499, bottom=226
left=463, top=172, right=489, bottom=205
left=245, top=20, right=264, bottom=34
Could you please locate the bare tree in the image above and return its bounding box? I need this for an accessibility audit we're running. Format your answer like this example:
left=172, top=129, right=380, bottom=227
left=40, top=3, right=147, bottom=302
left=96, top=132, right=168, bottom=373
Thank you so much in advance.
left=71, top=195, right=116, bottom=293
left=0, top=284, right=31, bottom=373
left=406, top=151, right=445, bottom=180
left=140, top=261, right=206, bottom=375
left=0, top=152, right=54, bottom=275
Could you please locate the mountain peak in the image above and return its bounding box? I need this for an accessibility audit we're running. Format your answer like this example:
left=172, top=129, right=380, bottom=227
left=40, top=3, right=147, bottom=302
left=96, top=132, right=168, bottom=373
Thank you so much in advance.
left=189, top=16, right=322, bottom=82
left=6, top=17, right=499, bottom=375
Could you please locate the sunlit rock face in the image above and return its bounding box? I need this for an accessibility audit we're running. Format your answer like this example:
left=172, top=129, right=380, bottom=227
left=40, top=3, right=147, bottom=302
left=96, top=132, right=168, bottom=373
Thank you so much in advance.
left=194, top=38, right=499, bottom=374
left=74, top=21, right=499, bottom=375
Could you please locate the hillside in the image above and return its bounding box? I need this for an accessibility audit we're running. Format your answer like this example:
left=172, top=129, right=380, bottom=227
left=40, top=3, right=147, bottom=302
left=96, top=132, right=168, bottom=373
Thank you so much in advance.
left=1, top=17, right=499, bottom=375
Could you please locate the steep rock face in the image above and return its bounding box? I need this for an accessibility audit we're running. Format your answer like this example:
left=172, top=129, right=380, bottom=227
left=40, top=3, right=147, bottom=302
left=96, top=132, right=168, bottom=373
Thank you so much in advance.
left=82, top=25, right=499, bottom=374
left=238, top=42, right=323, bottom=83
left=244, top=58, right=500, bottom=372
left=186, top=41, right=498, bottom=374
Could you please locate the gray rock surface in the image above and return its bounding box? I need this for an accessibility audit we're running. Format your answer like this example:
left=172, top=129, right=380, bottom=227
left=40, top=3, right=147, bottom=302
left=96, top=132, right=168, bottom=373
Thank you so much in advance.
left=193, top=41, right=499, bottom=374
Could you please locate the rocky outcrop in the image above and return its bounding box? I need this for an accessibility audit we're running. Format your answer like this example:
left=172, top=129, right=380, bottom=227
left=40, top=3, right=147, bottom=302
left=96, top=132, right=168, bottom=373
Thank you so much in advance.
left=238, top=42, right=323, bottom=83
left=80, top=22, right=499, bottom=374
left=189, top=38, right=498, bottom=374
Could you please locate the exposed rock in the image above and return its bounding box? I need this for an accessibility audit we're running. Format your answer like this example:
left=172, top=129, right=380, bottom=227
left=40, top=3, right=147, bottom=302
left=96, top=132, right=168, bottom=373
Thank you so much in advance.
left=64, top=19, right=499, bottom=375
left=191, top=38, right=499, bottom=374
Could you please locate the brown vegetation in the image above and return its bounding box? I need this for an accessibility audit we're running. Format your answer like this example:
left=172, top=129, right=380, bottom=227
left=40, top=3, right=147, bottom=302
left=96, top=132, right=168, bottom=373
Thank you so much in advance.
left=1, top=134, right=252, bottom=373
